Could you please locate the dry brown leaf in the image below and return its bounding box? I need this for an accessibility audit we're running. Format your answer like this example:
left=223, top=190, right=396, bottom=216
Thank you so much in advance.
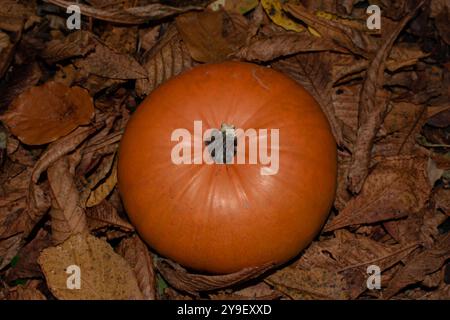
left=325, top=156, right=432, bottom=232
left=47, top=154, right=89, bottom=245
left=101, top=26, right=138, bottom=55
left=38, top=233, right=143, bottom=300
left=41, top=31, right=98, bottom=64
left=384, top=233, right=450, bottom=298
left=210, top=282, right=282, bottom=300
left=0, top=82, right=94, bottom=146
left=86, top=200, right=133, bottom=232
left=267, top=266, right=350, bottom=300
left=32, top=124, right=101, bottom=184
left=348, top=2, right=426, bottom=193
left=136, top=26, right=193, bottom=97
left=273, top=52, right=346, bottom=147
left=156, top=258, right=274, bottom=294
left=0, top=233, right=23, bottom=269
left=386, top=43, right=429, bottom=72
left=278, top=230, right=419, bottom=299
left=235, top=32, right=346, bottom=62
left=6, top=282, right=46, bottom=300
left=44, top=0, right=203, bottom=24
left=434, top=188, right=450, bottom=214
left=74, top=44, right=147, bottom=80
left=176, top=10, right=248, bottom=63
left=117, top=235, right=156, bottom=300
left=374, top=102, right=427, bottom=157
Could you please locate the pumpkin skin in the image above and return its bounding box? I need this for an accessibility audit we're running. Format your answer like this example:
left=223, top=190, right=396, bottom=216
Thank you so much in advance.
left=118, top=61, right=337, bottom=274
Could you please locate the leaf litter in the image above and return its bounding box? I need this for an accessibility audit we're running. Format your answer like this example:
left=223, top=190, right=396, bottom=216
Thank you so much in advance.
left=0, top=0, right=449, bottom=300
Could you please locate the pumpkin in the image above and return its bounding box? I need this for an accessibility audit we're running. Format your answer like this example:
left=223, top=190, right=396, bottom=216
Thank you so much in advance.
left=118, top=61, right=337, bottom=274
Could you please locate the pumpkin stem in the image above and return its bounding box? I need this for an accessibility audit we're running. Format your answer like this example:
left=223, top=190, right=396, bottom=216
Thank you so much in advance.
left=204, top=123, right=237, bottom=164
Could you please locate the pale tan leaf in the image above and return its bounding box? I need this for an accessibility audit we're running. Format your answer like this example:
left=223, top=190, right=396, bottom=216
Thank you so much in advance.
left=38, top=233, right=143, bottom=300
left=41, top=31, right=97, bottom=64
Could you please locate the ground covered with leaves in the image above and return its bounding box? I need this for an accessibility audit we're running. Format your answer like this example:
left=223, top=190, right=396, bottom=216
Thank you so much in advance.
left=0, top=0, right=449, bottom=300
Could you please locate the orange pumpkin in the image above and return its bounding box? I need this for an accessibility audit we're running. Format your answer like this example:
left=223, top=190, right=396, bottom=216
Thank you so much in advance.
left=118, top=61, right=337, bottom=274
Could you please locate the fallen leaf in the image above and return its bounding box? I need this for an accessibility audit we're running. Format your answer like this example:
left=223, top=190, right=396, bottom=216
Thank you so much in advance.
left=74, top=45, right=147, bottom=80
left=284, top=3, right=375, bottom=56
left=325, top=156, right=432, bottom=231
left=348, top=2, right=426, bottom=193
left=40, top=31, right=98, bottom=64
left=5, top=281, right=46, bottom=300
left=32, top=124, right=101, bottom=184
left=117, top=235, right=156, bottom=300
left=235, top=32, right=345, bottom=62
left=136, top=26, right=193, bottom=97
left=384, top=233, right=450, bottom=298
left=86, top=156, right=118, bottom=207
left=0, top=233, right=23, bottom=270
left=0, top=82, right=95, bottom=146
left=267, top=266, right=350, bottom=299
left=47, top=154, right=89, bottom=245
left=38, top=233, right=143, bottom=300
left=156, top=258, right=274, bottom=294
left=44, top=0, right=203, bottom=24
left=176, top=10, right=248, bottom=63
left=5, top=228, right=52, bottom=281
left=86, top=200, right=134, bottom=232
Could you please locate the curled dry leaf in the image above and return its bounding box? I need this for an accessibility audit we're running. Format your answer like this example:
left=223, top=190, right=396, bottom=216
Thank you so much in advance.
left=384, top=233, right=450, bottom=299
left=38, top=233, right=143, bottom=300
left=0, top=82, right=94, bottom=146
left=176, top=10, right=248, bottom=63
left=117, top=235, right=156, bottom=300
left=348, top=2, right=426, bottom=193
left=86, top=155, right=118, bottom=208
left=136, top=26, right=193, bottom=97
left=47, top=154, right=89, bottom=245
left=325, top=156, right=432, bottom=232
left=74, top=44, right=147, bottom=80
left=44, top=0, right=203, bottom=24
left=156, top=258, right=274, bottom=294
